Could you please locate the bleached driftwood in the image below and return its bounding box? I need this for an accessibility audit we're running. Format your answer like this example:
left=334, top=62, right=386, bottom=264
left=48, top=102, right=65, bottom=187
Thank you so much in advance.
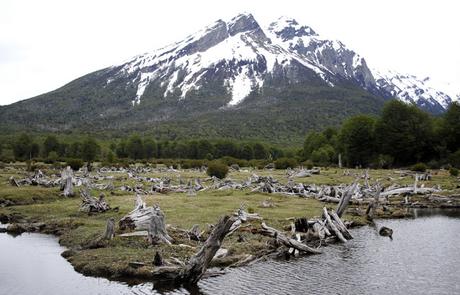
left=152, top=215, right=238, bottom=285
left=323, top=207, right=347, bottom=243
left=103, top=217, right=115, bottom=240
left=9, top=176, right=19, bottom=187
left=259, top=222, right=322, bottom=254
left=147, top=205, right=173, bottom=245
left=61, top=166, right=74, bottom=197
left=336, top=182, right=358, bottom=217
left=80, top=189, right=110, bottom=213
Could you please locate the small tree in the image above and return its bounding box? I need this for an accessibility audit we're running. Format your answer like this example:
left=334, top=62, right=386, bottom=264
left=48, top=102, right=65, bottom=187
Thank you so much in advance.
left=81, top=137, right=100, bottom=168
left=13, top=134, right=39, bottom=160
left=43, top=135, right=60, bottom=157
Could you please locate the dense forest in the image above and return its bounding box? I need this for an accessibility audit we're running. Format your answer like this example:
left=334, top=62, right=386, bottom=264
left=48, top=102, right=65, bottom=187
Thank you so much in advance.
left=1, top=101, right=459, bottom=170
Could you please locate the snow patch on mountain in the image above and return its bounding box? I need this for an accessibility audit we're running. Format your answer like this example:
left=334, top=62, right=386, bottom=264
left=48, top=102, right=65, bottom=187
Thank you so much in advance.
left=373, top=69, right=456, bottom=109
left=106, top=13, right=458, bottom=111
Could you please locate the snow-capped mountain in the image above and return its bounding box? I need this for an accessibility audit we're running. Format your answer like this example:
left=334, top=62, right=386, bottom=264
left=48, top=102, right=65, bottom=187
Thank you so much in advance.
left=0, top=13, right=458, bottom=139
left=111, top=13, right=337, bottom=107
left=373, top=70, right=458, bottom=112
left=106, top=13, right=457, bottom=113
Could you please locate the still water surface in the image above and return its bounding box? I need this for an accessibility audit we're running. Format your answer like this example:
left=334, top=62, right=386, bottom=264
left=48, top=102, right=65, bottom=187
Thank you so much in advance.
left=1, top=209, right=459, bottom=295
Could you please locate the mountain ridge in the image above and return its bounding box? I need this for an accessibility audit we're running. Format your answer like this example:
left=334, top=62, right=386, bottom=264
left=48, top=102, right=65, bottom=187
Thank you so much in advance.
left=0, top=13, right=458, bottom=142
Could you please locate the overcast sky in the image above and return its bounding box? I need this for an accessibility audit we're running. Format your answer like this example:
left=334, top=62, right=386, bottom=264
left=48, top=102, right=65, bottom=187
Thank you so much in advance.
left=1, top=0, right=459, bottom=105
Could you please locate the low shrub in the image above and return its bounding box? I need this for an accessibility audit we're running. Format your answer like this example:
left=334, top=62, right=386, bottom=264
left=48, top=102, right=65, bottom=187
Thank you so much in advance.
left=206, top=161, right=229, bottom=179
left=411, top=162, right=427, bottom=172
left=274, top=157, right=298, bottom=169
left=449, top=150, right=460, bottom=168
left=301, top=160, right=314, bottom=169
left=180, top=159, right=206, bottom=169
left=248, top=159, right=269, bottom=169
left=450, top=167, right=459, bottom=177
left=66, top=158, right=84, bottom=171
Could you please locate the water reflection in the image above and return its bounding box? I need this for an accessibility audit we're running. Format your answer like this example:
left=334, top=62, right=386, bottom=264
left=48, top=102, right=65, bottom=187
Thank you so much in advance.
left=1, top=209, right=459, bottom=295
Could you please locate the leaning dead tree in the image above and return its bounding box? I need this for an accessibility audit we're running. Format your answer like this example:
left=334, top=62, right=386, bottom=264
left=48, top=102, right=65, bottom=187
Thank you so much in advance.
left=152, top=215, right=238, bottom=285
left=336, top=182, right=358, bottom=217
left=80, top=189, right=110, bottom=213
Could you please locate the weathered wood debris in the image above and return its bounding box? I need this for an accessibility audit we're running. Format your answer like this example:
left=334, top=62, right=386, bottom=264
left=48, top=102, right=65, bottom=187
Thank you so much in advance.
left=7, top=165, right=447, bottom=206
left=80, top=189, right=110, bottom=213
left=61, top=166, right=74, bottom=197
left=119, top=195, right=160, bottom=231
left=151, top=215, right=239, bottom=285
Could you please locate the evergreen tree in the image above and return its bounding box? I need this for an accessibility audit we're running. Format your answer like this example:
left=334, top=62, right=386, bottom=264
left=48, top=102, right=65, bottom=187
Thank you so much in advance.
left=81, top=137, right=100, bottom=163
left=375, top=100, right=434, bottom=165
left=127, top=135, right=144, bottom=159
left=240, top=144, right=254, bottom=160
left=442, top=102, right=460, bottom=152
left=43, top=135, right=60, bottom=157
left=13, top=134, right=39, bottom=160
left=303, top=131, right=328, bottom=160
left=144, top=138, right=157, bottom=159
left=197, top=140, right=214, bottom=159
left=339, top=115, right=376, bottom=167
left=253, top=142, right=268, bottom=159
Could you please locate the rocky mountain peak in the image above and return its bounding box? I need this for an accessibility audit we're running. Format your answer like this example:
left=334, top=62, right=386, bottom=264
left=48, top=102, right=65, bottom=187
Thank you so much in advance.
left=268, top=16, right=318, bottom=41
left=227, top=13, right=261, bottom=36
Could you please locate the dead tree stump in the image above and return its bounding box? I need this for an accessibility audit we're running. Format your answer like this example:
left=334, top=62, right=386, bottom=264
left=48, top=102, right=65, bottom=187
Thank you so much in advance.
left=147, top=205, right=173, bottom=245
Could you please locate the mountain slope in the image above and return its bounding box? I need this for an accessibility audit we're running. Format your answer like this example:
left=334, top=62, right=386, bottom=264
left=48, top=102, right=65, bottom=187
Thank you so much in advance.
left=0, top=13, right=457, bottom=141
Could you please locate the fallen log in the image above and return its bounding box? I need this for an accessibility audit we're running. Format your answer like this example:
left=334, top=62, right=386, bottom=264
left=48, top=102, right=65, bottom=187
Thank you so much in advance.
left=152, top=215, right=238, bottom=285
left=260, top=222, right=322, bottom=254
left=9, top=176, right=19, bottom=187
left=187, top=224, right=202, bottom=241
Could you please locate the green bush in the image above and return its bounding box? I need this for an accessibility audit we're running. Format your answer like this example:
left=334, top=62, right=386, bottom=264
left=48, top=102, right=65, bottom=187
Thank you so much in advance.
left=206, top=161, right=229, bottom=179
left=411, top=162, right=427, bottom=172
left=427, top=160, right=441, bottom=169
left=180, top=159, right=206, bottom=169
left=450, top=167, right=459, bottom=177
left=248, top=159, right=269, bottom=169
left=66, top=158, right=84, bottom=171
left=301, top=160, right=314, bottom=169
left=274, top=157, right=298, bottom=169
left=374, top=154, right=394, bottom=169
left=448, top=150, right=460, bottom=168
left=45, top=151, right=59, bottom=164
left=218, top=156, right=248, bottom=167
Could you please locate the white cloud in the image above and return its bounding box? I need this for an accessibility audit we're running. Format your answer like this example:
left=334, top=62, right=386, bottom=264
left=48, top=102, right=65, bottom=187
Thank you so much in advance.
left=0, top=0, right=458, bottom=105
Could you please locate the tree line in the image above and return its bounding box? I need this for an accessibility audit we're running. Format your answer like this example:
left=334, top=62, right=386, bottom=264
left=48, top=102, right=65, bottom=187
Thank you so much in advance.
left=303, top=100, right=460, bottom=168
left=1, top=100, right=459, bottom=169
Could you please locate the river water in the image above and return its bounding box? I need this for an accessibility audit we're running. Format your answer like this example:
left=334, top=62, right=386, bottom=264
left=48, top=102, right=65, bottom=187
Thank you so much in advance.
left=1, top=209, right=459, bottom=295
